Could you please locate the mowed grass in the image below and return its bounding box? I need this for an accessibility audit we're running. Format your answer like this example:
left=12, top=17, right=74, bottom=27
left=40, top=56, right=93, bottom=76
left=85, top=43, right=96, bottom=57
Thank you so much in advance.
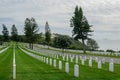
left=0, top=47, right=13, bottom=80
left=22, top=46, right=120, bottom=74
left=16, top=46, right=78, bottom=80
left=21, top=46, right=120, bottom=80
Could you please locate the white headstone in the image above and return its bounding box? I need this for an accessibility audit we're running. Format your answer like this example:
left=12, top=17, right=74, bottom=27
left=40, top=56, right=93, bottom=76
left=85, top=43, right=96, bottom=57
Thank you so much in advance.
left=65, top=62, right=69, bottom=73
left=59, top=61, right=62, bottom=70
left=109, top=59, right=114, bottom=72
left=89, top=57, right=92, bottom=67
left=44, top=57, right=46, bottom=62
left=50, top=58, right=52, bottom=66
left=74, top=64, right=79, bottom=77
left=98, top=60, right=102, bottom=69
left=46, top=58, right=48, bottom=64
left=81, top=58, right=85, bottom=65
left=62, top=56, right=65, bottom=61
left=66, top=55, right=69, bottom=61
left=95, top=57, right=98, bottom=62
left=76, top=55, right=78, bottom=63
left=109, top=62, right=114, bottom=72
left=70, top=56, right=74, bottom=62
left=13, top=64, right=16, bottom=79
left=53, top=59, right=56, bottom=67
left=102, top=58, right=105, bottom=64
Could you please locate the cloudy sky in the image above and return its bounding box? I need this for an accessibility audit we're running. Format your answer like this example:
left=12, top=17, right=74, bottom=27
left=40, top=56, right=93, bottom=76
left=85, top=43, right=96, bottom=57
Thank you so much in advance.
left=0, top=0, right=120, bottom=50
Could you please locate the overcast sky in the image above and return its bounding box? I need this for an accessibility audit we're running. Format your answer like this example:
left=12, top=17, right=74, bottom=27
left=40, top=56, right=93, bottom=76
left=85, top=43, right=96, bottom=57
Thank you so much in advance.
left=0, top=0, right=120, bottom=50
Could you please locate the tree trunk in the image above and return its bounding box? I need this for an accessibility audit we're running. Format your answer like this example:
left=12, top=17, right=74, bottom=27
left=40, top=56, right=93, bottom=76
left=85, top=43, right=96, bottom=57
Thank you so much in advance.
left=31, top=43, right=33, bottom=50
left=82, top=39, right=86, bottom=53
left=29, top=43, right=33, bottom=49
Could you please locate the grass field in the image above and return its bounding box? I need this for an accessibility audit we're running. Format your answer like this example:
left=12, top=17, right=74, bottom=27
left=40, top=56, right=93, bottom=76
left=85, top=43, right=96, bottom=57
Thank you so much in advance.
left=0, top=47, right=13, bottom=80
left=16, top=46, right=78, bottom=80
left=20, top=46, right=120, bottom=80
left=0, top=44, right=120, bottom=80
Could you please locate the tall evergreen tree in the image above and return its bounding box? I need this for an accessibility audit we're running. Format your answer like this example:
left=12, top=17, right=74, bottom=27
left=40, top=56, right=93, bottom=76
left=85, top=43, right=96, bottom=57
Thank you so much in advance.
left=24, top=17, right=39, bottom=49
left=45, top=21, right=51, bottom=47
left=11, top=24, right=18, bottom=42
left=2, top=24, right=9, bottom=42
left=70, top=6, right=93, bottom=53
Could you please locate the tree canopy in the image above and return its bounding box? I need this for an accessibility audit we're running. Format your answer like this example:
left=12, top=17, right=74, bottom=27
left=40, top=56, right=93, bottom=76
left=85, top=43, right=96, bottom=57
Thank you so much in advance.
left=45, top=21, right=51, bottom=46
left=2, top=24, right=9, bottom=42
left=87, top=38, right=99, bottom=51
left=70, top=6, right=93, bottom=53
left=53, top=35, right=71, bottom=53
left=24, top=17, right=39, bottom=49
left=11, top=24, right=18, bottom=42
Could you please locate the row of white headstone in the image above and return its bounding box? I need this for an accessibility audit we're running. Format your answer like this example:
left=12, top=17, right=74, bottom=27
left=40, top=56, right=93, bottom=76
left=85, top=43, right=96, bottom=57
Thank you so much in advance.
left=32, top=45, right=120, bottom=57
left=53, top=54, right=114, bottom=72
left=20, top=47, right=80, bottom=77
left=88, top=51, right=120, bottom=56
left=0, top=46, right=10, bottom=54
left=27, top=47, right=115, bottom=72
left=43, top=57, right=80, bottom=77
left=13, top=46, right=16, bottom=80
left=23, top=47, right=114, bottom=77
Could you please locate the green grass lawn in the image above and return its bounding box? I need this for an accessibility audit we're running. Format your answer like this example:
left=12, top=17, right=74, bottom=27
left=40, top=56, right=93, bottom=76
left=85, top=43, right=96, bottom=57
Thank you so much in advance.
left=22, top=46, right=120, bottom=74
left=16, top=46, right=78, bottom=80
left=20, top=46, right=120, bottom=80
left=0, top=47, right=13, bottom=80
left=0, top=43, right=120, bottom=80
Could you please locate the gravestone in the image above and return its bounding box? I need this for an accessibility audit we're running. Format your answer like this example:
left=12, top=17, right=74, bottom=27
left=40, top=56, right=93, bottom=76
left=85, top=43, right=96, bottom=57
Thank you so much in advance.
left=74, top=64, right=79, bottom=77
left=95, top=57, right=98, bottom=62
left=81, top=58, right=85, bottom=65
left=59, top=61, right=62, bottom=70
left=76, top=55, right=78, bottom=63
left=53, top=59, right=56, bottom=67
left=79, top=56, right=82, bottom=60
left=66, top=55, right=69, bottom=61
left=62, top=55, right=65, bottom=61
left=44, top=57, right=46, bottom=62
left=65, top=62, right=69, bottom=73
left=46, top=58, right=48, bottom=64
left=98, top=60, right=102, bottom=69
left=89, top=57, right=92, bottom=67
left=102, top=58, right=105, bottom=64
left=50, top=58, right=52, bottom=66
left=109, top=59, right=114, bottom=72
left=13, top=64, right=16, bottom=80
left=70, top=56, right=74, bottom=62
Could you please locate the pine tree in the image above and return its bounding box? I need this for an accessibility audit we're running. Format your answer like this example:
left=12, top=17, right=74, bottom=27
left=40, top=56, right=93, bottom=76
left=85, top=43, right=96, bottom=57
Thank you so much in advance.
left=2, top=24, right=9, bottom=42
left=11, top=24, right=18, bottom=42
left=24, top=17, right=39, bottom=49
left=45, top=21, right=51, bottom=47
left=70, top=6, right=93, bottom=53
